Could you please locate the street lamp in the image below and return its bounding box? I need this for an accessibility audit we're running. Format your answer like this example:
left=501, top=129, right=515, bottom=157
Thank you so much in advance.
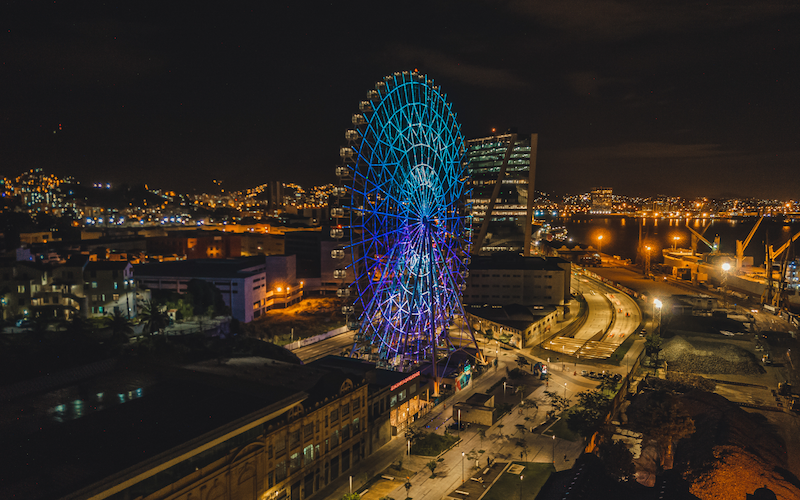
left=653, top=298, right=662, bottom=335
left=672, top=235, right=681, bottom=251
left=407, top=439, right=411, bottom=456
left=564, top=382, right=567, bottom=398
left=552, top=435, right=555, bottom=464
left=644, top=245, right=652, bottom=277
left=461, top=452, right=465, bottom=483
left=721, top=262, right=731, bottom=309
left=597, top=234, right=604, bottom=258
left=458, top=409, right=461, bottom=438
left=520, top=474, right=524, bottom=500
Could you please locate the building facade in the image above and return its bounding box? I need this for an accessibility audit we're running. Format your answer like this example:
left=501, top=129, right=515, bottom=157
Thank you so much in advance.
left=54, top=369, right=368, bottom=500
left=590, top=187, right=613, bottom=214
left=466, top=133, right=538, bottom=255
left=0, top=256, right=138, bottom=320
left=146, top=230, right=243, bottom=260
left=463, top=253, right=571, bottom=306
left=135, top=256, right=302, bottom=322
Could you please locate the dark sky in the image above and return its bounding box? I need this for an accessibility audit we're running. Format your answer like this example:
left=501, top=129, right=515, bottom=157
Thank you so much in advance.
left=2, top=1, right=799, bottom=199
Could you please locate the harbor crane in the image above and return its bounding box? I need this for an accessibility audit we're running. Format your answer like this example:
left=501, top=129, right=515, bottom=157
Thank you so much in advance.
left=735, top=215, right=764, bottom=271
left=767, top=228, right=800, bottom=263
left=763, top=228, right=800, bottom=308
left=685, top=221, right=719, bottom=255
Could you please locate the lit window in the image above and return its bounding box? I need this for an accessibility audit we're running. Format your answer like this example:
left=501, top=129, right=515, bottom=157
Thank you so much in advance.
left=92, top=282, right=97, bottom=289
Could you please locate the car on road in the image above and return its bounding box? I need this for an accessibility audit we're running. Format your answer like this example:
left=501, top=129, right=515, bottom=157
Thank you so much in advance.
left=447, top=422, right=468, bottom=431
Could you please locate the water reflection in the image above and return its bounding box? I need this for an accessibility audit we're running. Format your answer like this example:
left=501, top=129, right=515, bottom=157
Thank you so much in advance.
left=49, top=387, right=144, bottom=423
left=553, top=216, right=800, bottom=264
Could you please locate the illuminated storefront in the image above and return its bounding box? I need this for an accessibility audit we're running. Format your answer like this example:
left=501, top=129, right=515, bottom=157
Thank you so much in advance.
left=388, top=371, right=431, bottom=434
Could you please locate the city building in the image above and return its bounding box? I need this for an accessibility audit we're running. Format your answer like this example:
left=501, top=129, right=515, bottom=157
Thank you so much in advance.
left=465, top=303, right=558, bottom=349
left=1, top=359, right=369, bottom=500
left=268, top=180, right=286, bottom=212
left=466, top=132, right=538, bottom=255
left=0, top=254, right=139, bottom=320
left=284, top=229, right=354, bottom=295
left=463, top=253, right=571, bottom=307
left=309, top=355, right=435, bottom=456
left=590, top=187, right=613, bottom=214
left=146, top=230, right=242, bottom=260
left=135, top=255, right=302, bottom=322
left=241, top=232, right=285, bottom=256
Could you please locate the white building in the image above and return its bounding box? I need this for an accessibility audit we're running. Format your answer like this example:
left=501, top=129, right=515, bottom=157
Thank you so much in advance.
left=135, top=256, right=302, bottom=323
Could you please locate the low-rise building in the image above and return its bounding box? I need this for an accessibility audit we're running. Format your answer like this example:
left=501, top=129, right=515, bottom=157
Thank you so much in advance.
left=135, top=256, right=302, bottom=322
left=466, top=303, right=559, bottom=349
left=0, top=255, right=138, bottom=320
left=464, top=253, right=571, bottom=306
left=1, top=359, right=369, bottom=500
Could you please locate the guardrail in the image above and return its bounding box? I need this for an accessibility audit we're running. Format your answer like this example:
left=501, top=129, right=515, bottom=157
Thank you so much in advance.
left=283, top=325, right=350, bottom=351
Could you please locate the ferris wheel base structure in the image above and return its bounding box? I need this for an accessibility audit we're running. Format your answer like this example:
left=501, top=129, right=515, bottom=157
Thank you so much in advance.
left=332, top=70, right=484, bottom=382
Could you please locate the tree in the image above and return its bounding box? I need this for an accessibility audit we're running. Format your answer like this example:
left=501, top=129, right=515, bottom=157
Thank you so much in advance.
left=478, top=428, right=486, bottom=446
left=426, top=460, right=438, bottom=478
left=600, top=439, right=636, bottom=482
left=139, top=300, right=168, bottom=336
left=645, top=332, right=664, bottom=370
left=543, top=390, right=571, bottom=419
left=106, top=310, right=133, bottom=345
left=635, top=393, right=695, bottom=467
left=599, top=376, right=618, bottom=395
left=567, top=389, right=612, bottom=439
left=340, top=494, right=360, bottom=500
left=516, top=383, right=527, bottom=404
left=65, top=314, right=93, bottom=340
left=25, top=315, right=52, bottom=345
left=186, top=279, right=229, bottom=317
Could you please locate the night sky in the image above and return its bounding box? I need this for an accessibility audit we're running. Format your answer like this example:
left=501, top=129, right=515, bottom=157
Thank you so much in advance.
left=2, top=1, right=799, bottom=199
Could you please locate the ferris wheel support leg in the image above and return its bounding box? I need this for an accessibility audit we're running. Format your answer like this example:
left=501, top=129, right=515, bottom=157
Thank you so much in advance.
left=432, top=237, right=487, bottom=366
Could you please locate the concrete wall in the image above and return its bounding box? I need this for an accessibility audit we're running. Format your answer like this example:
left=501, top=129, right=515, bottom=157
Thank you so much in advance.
left=452, top=404, right=495, bottom=426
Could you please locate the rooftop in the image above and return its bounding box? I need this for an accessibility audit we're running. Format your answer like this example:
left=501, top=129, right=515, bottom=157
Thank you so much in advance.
left=135, top=256, right=268, bottom=279
left=470, top=253, right=568, bottom=271
left=1, top=360, right=314, bottom=500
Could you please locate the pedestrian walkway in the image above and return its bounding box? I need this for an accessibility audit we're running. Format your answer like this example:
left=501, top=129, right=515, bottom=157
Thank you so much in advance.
left=315, top=284, right=645, bottom=500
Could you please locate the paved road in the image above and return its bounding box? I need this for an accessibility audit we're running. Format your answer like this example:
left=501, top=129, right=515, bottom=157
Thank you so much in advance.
left=294, top=330, right=357, bottom=363
left=574, top=281, right=612, bottom=341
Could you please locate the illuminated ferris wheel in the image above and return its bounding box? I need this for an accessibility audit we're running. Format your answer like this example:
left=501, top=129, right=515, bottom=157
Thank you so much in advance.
left=335, top=70, right=480, bottom=372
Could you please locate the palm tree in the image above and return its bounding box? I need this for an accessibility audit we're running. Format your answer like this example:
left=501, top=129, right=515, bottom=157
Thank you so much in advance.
left=106, top=310, right=133, bottom=345
left=64, top=313, right=94, bottom=342
left=139, top=300, right=168, bottom=336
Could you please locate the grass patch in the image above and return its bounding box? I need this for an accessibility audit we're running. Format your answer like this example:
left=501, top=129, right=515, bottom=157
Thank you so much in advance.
left=482, top=462, right=555, bottom=500
left=410, top=432, right=459, bottom=456
left=605, top=334, right=636, bottom=366
left=543, top=407, right=582, bottom=442
left=244, top=297, right=345, bottom=343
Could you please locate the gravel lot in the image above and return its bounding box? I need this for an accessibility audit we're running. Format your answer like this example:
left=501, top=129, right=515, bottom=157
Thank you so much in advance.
left=661, top=336, right=764, bottom=375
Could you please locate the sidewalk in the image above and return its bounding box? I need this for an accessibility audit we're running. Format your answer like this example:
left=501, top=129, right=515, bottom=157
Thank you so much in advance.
left=317, top=346, right=597, bottom=500
left=315, top=290, right=634, bottom=499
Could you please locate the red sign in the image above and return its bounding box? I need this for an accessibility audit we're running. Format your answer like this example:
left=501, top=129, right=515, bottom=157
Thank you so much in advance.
left=391, top=371, right=421, bottom=391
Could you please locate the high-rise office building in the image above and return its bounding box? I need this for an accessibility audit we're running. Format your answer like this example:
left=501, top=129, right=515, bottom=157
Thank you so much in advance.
left=466, top=132, right=538, bottom=255
left=590, top=187, right=613, bottom=214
